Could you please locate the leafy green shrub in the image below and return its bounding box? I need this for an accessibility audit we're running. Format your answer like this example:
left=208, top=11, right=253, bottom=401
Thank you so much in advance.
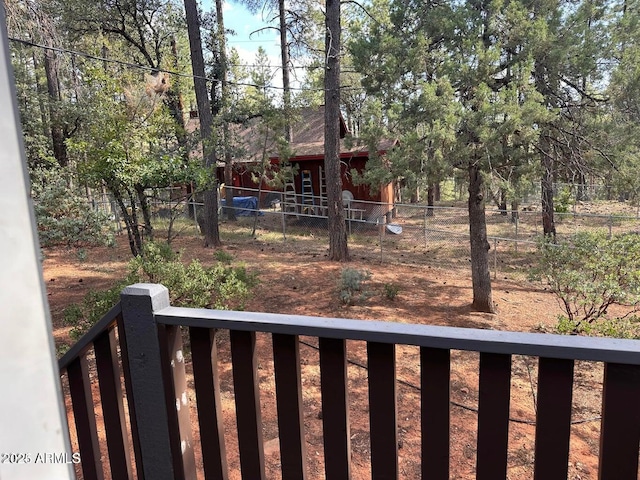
left=64, top=283, right=124, bottom=340
left=556, top=315, right=640, bottom=339
left=339, top=268, right=372, bottom=305
left=529, top=232, right=640, bottom=328
left=64, top=241, right=259, bottom=339
left=127, top=241, right=178, bottom=283
left=383, top=283, right=400, bottom=300
left=31, top=167, right=113, bottom=247
left=56, top=343, right=71, bottom=357
left=214, top=249, right=235, bottom=264
left=553, top=186, right=574, bottom=214
left=130, top=242, right=258, bottom=309
left=76, top=248, right=88, bottom=262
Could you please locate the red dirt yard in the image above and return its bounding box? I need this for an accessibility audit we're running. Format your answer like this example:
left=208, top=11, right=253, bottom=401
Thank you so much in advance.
left=46, top=232, right=609, bottom=480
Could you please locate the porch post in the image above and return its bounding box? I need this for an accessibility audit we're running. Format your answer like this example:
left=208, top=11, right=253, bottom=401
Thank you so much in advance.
left=120, top=284, right=195, bottom=480
left=0, top=7, right=75, bottom=480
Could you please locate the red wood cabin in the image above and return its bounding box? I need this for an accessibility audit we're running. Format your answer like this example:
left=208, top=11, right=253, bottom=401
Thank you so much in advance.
left=223, top=106, right=396, bottom=219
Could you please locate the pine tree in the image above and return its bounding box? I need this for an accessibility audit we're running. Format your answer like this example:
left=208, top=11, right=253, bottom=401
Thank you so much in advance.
left=325, top=0, right=349, bottom=261
left=351, top=0, right=551, bottom=312
left=184, top=0, right=221, bottom=247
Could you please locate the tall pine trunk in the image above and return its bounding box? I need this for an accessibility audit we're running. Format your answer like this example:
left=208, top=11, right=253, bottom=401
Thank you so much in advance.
left=136, top=184, right=154, bottom=242
left=279, top=0, right=292, bottom=142
left=468, top=162, right=495, bottom=313
left=533, top=22, right=558, bottom=241
left=223, top=162, right=236, bottom=220
left=31, top=52, right=50, bottom=139
left=540, top=133, right=556, bottom=239
left=167, top=36, right=196, bottom=219
left=325, top=0, right=349, bottom=261
left=427, top=184, right=435, bottom=216
left=499, top=188, right=507, bottom=215
left=43, top=45, right=68, bottom=167
left=215, top=0, right=236, bottom=221
left=184, top=0, right=221, bottom=247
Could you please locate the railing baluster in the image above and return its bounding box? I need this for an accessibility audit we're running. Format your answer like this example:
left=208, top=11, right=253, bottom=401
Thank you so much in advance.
left=67, top=355, right=104, bottom=480
left=598, top=362, right=640, bottom=479
left=421, top=347, right=450, bottom=480
left=319, top=337, right=351, bottom=479
left=367, top=341, right=397, bottom=479
left=189, top=327, right=229, bottom=480
left=230, top=329, right=266, bottom=479
left=476, top=353, right=512, bottom=480
left=94, top=327, right=133, bottom=479
left=158, top=324, right=197, bottom=480
left=273, top=333, right=308, bottom=480
left=534, top=357, right=574, bottom=480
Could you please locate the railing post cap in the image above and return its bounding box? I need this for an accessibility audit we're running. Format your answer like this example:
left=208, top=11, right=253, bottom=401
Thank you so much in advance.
left=121, top=283, right=170, bottom=311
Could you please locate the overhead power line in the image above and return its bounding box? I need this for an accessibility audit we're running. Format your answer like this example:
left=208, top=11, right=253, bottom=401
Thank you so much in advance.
left=8, top=36, right=362, bottom=93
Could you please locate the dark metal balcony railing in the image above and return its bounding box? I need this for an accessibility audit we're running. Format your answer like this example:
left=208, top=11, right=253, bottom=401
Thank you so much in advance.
left=58, top=283, right=640, bottom=480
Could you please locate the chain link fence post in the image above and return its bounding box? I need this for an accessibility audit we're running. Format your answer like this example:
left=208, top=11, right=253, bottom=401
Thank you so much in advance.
left=191, top=197, right=199, bottom=232
left=424, top=206, right=428, bottom=249
left=379, top=222, right=384, bottom=264
left=281, top=192, right=287, bottom=241
left=493, top=237, right=498, bottom=280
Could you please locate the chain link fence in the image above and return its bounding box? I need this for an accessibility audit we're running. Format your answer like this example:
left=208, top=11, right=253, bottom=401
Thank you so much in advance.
left=90, top=185, right=640, bottom=277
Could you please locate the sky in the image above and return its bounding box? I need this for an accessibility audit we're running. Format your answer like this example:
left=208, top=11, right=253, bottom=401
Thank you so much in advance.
left=205, top=0, right=284, bottom=87
left=199, top=0, right=315, bottom=92
left=223, top=1, right=281, bottom=64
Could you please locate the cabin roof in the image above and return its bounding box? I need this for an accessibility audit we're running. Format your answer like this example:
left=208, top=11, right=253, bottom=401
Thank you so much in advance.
left=229, top=106, right=396, bottom=163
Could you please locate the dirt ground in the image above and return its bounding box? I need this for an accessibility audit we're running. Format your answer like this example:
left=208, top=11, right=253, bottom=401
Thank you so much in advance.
left=46, top=230, right=609, bottom=480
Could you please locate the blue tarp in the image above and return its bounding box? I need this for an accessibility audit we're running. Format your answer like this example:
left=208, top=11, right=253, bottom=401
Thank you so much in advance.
left=220, top=196, right=262, bottom=216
